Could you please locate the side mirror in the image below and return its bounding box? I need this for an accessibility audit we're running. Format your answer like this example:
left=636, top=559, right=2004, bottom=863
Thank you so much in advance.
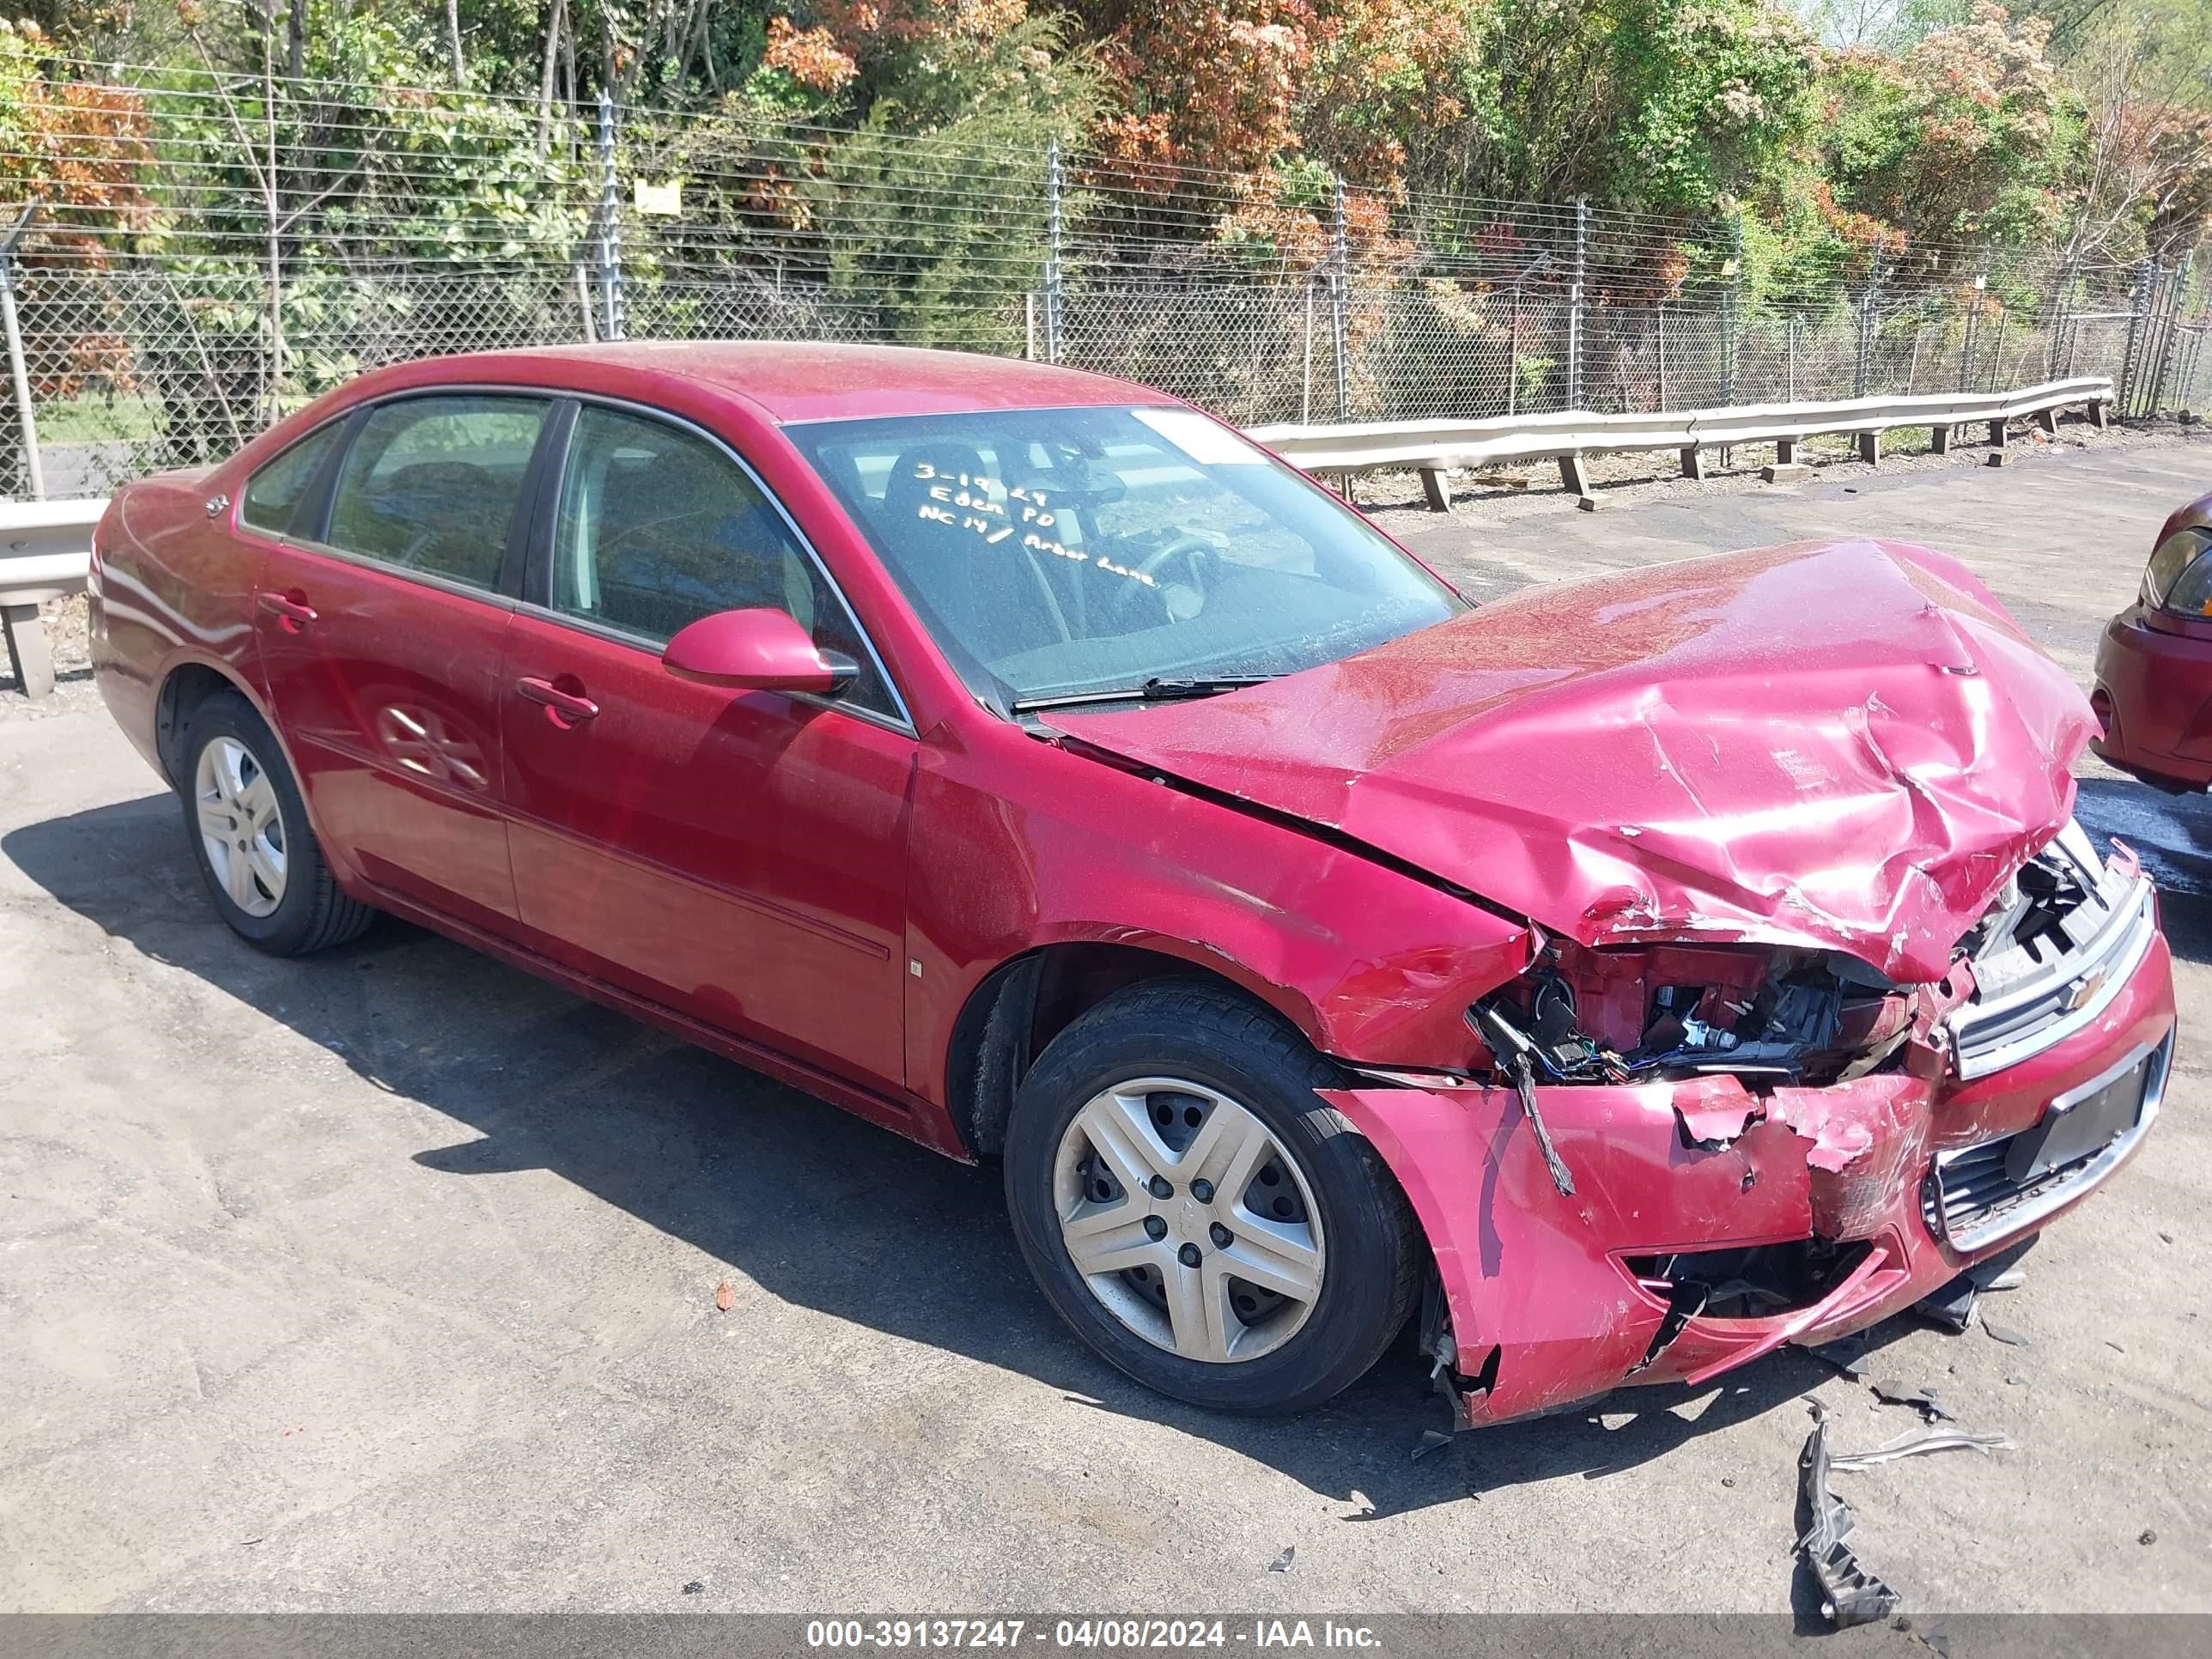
left=662, top=607, right=853, bottom=694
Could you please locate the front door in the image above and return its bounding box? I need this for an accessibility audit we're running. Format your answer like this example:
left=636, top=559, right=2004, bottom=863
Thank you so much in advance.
left=500, top=400, right=914, bottom=1092
left=255, top=392, right=554, bottom=933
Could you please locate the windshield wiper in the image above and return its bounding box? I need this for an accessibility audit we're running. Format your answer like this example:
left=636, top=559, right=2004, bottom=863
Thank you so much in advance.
left=1012, top=675, right=1278, bottom=714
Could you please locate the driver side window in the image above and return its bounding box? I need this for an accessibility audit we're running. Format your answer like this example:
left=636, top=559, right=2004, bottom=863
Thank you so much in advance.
left=550, top=404, right=898, bottom=718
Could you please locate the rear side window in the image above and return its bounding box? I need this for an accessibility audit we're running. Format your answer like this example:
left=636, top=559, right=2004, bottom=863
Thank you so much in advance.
left=240, top=422, right=342, bottom=536
left=326, top=395, right=550, bottom=590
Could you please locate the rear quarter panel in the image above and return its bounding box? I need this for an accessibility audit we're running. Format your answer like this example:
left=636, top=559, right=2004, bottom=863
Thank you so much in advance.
left=91, top=469, right=264, bottom=783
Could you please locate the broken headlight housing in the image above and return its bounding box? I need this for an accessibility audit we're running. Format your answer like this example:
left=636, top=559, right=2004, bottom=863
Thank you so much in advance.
left=1470, top=938, right=1914, bottom=1089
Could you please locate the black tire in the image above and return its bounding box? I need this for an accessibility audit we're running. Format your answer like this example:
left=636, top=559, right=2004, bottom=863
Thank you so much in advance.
left=179, top=690, right=375, bottom=956
left=1004, top=980, right=1423, bottom=1414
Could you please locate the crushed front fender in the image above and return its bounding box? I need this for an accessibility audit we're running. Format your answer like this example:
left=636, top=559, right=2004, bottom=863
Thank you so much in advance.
left=1322, top=930, right=2177, bottom=1427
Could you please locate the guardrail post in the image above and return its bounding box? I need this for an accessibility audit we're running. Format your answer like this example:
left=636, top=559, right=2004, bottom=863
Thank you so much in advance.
left=1043, top=137, right=1064, bottom=365
left=594, top=90, right=626, bottom=341
left=0, top=206, right=46, bottom=501
left=1330, top=176, right=1350, bottom=420
left=1568, top=195, right=1587, bottom=409
left=1, top=600, right=50, bottom=696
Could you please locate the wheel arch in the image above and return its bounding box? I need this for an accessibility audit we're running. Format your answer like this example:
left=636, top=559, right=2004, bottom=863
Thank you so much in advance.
left=154, top=657, right=254, bottom=787
left=945, top=938, right=1321, bottom=1160
left=151, top=654, right=357, bottom=888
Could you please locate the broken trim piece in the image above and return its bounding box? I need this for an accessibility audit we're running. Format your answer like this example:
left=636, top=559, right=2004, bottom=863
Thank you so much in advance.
left=1797, top=1399, right=1901, bottom=1629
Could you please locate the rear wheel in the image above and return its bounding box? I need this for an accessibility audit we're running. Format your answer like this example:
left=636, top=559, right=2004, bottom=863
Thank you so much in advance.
left=1004, top=981, right=1423, bottom=1414
left=180, top=690, right=374, bottom=955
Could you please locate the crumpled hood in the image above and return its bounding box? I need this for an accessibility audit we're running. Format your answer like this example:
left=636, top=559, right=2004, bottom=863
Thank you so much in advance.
left=1056, top=538, right=2095, bottom=984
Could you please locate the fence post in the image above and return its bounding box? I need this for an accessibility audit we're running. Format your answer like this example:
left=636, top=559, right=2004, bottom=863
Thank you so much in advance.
left=1856, top=247, right=1883, bottom=397
left=1787, top=315, right=1797, bottom=402
left=1300, top=278, right=1315, bottom=423
left=0, top=205, right=45, bottom=500
left=1655, top=303, right=1667, bottom=410
left=1330, top=176, right=1349, bottom=420
left=2147, top=251, right=2193, bottom=417
left=2044, top=256, right=2073, bottom=380
left=1960, top=253, right=1989, bottom=391
left=1506, top=283, right=1520, bottom=416
left=1044, top=137, right=1064, bottom=365
left=1568, top=195, right=1587, bottom=409
left=2119, top=258, right=2153, bottom=416
left=1723, top=212, right=1742, bottom=406
left=595, top=90, right=626, bottom=341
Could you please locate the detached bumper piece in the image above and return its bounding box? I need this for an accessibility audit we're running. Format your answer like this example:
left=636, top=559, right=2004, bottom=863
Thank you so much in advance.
left=1798, top=1400, right=1899, bottom=1629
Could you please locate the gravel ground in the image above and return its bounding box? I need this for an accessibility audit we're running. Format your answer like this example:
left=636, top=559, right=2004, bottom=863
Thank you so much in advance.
left=1, top=425, right=2208, bottom=1619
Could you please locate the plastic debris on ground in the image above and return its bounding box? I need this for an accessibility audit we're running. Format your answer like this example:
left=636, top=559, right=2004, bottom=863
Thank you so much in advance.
left=1796, top=1399, right=1899, bottom=1629
left=1869, top=1379, right=1955, bottom=1422
left=1794, top=1401, right=2014, bottom=1628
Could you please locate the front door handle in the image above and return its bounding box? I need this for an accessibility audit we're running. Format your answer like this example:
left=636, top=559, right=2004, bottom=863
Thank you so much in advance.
left=515, top=674, right=600, bottom=726
left=255, top=589, right=317, bottom=629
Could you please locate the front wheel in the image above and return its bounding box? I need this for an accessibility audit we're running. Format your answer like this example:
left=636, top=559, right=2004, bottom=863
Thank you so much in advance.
left=1003, top=981, right=1424, bottom=1414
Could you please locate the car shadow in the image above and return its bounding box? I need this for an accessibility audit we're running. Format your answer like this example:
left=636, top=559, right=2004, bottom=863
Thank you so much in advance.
left=6, top=792, right=1934, bottom=1520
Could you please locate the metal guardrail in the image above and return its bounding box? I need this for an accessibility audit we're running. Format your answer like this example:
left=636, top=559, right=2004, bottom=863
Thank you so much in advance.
left=1, top=494, right=104, bottom=698
left=1249, top=375, right=2115, bottom=508
left=0, top=369, right=2120, bottom=697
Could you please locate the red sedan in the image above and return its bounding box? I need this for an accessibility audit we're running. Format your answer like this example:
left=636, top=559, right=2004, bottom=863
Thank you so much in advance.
left=90, top=343, right=2175, bottom=1424
left=2094, top=491, right=2212, bottom=790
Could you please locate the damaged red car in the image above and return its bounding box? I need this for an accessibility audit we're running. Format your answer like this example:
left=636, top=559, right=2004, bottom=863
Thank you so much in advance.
left=89, top=343, right=2176, bottom=1422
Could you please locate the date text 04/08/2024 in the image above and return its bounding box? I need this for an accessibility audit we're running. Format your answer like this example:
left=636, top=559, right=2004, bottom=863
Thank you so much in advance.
left=803, top=1620, right=1384, bottom=1650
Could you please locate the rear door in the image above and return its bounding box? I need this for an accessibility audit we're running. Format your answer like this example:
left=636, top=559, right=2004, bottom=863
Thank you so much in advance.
left=500, top=398, right=915, bottom=1091
left=255, top=392, right=556, bottom=933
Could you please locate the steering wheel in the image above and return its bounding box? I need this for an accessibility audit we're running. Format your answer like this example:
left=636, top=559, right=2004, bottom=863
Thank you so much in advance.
left=1103, top=532, right=1216, bottom=625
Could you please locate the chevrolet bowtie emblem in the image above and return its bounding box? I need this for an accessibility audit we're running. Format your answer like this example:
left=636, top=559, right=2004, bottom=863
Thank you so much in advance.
left=2064, top=970, right=2107, bottom=1012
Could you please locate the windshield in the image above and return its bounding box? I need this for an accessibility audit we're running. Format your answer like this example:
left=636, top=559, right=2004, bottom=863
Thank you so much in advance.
left=783, top=404, right=1463, bottom=709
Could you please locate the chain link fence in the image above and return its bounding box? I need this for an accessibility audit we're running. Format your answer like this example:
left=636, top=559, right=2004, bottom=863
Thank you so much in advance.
left=3, top=62, right=2204, bottom=497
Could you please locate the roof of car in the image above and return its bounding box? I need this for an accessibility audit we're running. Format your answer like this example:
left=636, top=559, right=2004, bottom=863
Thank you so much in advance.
left=472, top=340, right=1172, bottom=424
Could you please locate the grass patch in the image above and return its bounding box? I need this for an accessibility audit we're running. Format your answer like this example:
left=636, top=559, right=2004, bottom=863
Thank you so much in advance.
left=34, top=394, right=163, bottom=445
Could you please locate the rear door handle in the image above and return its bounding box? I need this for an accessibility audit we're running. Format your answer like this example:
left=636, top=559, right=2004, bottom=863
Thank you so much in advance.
left=515, top=675, right=600, bottom=724
left=255, top=590, right=317, bottom=628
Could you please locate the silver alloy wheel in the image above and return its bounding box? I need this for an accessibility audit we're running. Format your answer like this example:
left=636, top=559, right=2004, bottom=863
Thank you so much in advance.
left=193, top=734, right=288, bottom=919
left=1054, top=1078, right=1325, bottom=1364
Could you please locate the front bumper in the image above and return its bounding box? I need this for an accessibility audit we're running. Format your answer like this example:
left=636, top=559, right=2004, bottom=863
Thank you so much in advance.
left=2092, top=607, right=2212, bottom=790
left=1322, top=927, right=2178, bottom=1427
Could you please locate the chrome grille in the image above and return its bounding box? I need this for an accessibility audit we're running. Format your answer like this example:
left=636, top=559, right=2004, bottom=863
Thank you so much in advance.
left=1946, top=821, right=2157, bottom=1079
